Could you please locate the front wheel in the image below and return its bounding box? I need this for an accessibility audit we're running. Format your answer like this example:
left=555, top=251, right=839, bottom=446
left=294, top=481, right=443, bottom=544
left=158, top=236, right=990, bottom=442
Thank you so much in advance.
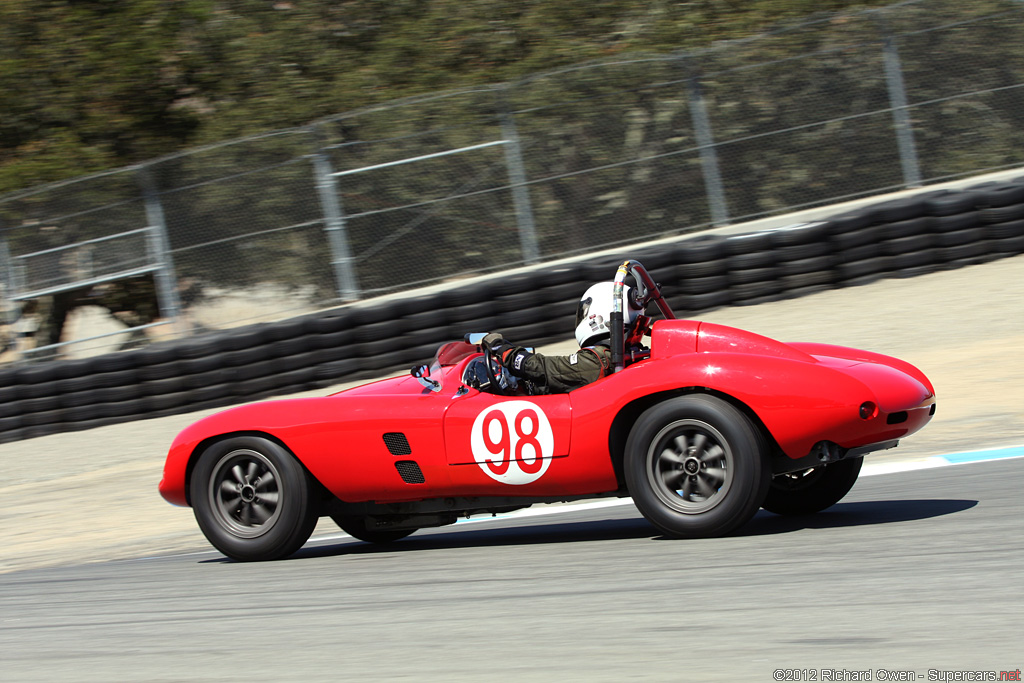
left=190, top=435, right=318, bottom=561
left=762, top=457, right=863, bottom=516
left=624, top=395, right=770, bottom=538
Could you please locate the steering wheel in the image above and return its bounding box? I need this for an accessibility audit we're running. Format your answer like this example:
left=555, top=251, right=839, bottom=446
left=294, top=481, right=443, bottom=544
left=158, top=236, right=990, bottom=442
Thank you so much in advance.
left=480, top=338, right=514, bottom=396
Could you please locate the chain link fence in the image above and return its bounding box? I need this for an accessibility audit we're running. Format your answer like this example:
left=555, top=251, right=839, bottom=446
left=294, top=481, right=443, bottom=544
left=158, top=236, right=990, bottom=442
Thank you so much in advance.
left=2, top=0, right=1024, bottom=360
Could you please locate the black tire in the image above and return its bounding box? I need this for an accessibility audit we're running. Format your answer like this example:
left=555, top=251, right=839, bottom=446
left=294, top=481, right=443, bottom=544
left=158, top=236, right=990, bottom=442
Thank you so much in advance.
left=677, top=273, right=730, bottom=295
left=0, top=415, right=24, bottom=433
left=932, top=211, right=980, bottom=232
left=190, top=436, right=318, bottom=561
left=780, top=270, right=833, bottom=290
left=841, top=242, right=882, bottom=263
left=995, top=233, right=1024, bottom=255
left=873, top=197, right=926, bottom=223
left=936, top=240, right=992, bottom=263
left=725, top=230, right=774, bottom=255
left=925, top=191, right=977, bottom=217
left=779, top=255, right=834, bottom=277
left=674, top=257, right=728, bottom=279
left=777, top=241, right=830, bottom=262
left=834, top=225, right=884, bottom=250
left=889, top=248, right=937, bottom=271
left=675, top=237, right=726, bottom=263
left=728, top=249, right=776, bottom=270
left=330, top=514, right=416, bottom=544
left=90, top=351, right=137, bottom=373
left=883, top=233, right=933, bottom=256
left=729, top=265, right=780, bottom=286
left=671, top=289, right=733, bottom=314
left=731, top=280, right=784, bottom=304
left=984, top=218, right=1024, bottom=240
left=878, top=216, right=932, bottom=239
left=837, top=257, right=889, bottom=281
left=980, top=203, right=1024, bottom=224
left=768, top=222, right=831, bottom=247
left=828, top=211, right=875, bottom=234
left=935, top=227, right=987, bottom=248
left=762, top=457, right=863, bottom=516
left=624, top=395, right=770, bottom=538
left=974, top=182, right=1024, bottom=208
left=138, top=361, right=181, bottom=381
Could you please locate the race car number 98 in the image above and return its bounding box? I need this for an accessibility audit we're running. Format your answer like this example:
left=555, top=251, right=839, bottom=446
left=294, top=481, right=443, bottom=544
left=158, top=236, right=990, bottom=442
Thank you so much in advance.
left=470, top=401, right=554, bottom=485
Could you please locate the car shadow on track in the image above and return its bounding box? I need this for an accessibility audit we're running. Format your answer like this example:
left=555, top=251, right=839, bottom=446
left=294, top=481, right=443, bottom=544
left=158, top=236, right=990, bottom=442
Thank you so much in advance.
left=291, top=516, right=659, bottom=561
left=735, top=498, right=978, bottom=538
left=271, top=498, right=977, bottom=562
left=196, top=498, right=978, bottom=564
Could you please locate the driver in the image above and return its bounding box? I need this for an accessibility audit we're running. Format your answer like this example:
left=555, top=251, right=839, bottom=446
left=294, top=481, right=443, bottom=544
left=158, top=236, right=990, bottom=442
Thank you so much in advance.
left=483, top=281, right=643, bottom=394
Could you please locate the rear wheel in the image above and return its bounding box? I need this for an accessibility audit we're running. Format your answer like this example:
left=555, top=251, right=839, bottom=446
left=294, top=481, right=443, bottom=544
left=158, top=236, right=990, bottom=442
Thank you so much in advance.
left=191, top=435, right=318, bottom=561
left=762, top=457, right=863, bottom=516
left=330, top=515, right=416, bottom=544
left=625, top=395, right=770, bottom=538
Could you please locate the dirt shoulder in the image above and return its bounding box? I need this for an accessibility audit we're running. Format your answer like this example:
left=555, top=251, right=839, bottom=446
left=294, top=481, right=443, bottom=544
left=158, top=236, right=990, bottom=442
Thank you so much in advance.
left=2, top=254, right=1021, bottom=574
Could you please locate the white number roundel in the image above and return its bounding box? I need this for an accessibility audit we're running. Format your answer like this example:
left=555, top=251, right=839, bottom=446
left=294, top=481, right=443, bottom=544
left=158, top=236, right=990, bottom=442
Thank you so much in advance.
left=470, top=401, right=554, bottom=485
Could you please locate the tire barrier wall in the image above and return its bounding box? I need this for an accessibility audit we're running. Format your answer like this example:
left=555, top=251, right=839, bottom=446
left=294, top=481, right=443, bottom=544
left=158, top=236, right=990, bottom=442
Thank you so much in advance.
left=3, top=178, right=1024, bottom=444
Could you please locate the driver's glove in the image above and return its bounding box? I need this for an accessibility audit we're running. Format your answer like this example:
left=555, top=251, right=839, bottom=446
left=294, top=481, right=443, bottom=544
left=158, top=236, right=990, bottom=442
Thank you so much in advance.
left=482, top=332, right=517, bottom=366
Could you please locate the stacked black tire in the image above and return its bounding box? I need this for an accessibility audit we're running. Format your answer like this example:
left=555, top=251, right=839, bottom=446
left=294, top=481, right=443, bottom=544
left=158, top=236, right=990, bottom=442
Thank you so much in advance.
left=3, top=178, right=1024, bottom=444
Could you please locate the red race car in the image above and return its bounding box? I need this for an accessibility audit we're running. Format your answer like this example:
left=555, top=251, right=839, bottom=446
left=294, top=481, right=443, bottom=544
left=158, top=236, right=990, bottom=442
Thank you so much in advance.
left=159, top=260, right=935, bottom=561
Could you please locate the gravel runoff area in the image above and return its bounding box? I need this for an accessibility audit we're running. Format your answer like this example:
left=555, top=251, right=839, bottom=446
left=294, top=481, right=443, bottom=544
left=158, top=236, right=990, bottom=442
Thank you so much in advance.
left=1, top=253, right=1022, bottom=575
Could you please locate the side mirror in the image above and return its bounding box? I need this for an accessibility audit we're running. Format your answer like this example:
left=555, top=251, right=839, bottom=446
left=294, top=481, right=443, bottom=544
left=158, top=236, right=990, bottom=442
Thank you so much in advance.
left=464, top=333, right=487, bottom=346
left=411, top=364, right=440, bottom=391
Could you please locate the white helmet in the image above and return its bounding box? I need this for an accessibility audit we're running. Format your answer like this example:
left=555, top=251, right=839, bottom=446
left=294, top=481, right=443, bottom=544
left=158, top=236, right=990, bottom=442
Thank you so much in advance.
left=574, top=281, right=642, bottom=348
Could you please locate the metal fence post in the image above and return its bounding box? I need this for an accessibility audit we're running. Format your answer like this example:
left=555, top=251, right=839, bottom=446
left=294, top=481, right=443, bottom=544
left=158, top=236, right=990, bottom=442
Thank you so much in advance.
left=683, top=62, right=731, bottom=227
left=0, top=236, right=15, bottom=329
left=498, top=87, right=541, bottom=265
left=136, top=166, right=185, bottom=331
left=311, top=125, right=360, bottom=301
left=874, top=10, right=923, bottom=188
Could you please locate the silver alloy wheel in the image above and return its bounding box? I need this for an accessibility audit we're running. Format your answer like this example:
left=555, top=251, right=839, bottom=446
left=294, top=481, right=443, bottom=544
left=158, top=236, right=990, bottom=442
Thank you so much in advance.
left=207, top=448, right=284, bottom=538
left=646, top=419, right=734, bottom=514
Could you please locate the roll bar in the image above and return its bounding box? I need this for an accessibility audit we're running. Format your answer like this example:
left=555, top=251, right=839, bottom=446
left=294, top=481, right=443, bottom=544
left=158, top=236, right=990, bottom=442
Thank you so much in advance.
left=610, top=260, right=675, bottom=374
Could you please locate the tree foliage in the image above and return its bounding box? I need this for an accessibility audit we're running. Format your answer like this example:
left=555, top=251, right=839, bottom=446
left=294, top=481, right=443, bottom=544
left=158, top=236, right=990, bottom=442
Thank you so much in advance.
left=0, top=0, right=897, bottom=195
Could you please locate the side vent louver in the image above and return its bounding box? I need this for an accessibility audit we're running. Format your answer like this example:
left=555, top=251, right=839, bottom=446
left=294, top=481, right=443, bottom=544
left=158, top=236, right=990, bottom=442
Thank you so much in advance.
left=382, top=432, right=412, bottom=455
left=395, top=460, right=426, bottom=484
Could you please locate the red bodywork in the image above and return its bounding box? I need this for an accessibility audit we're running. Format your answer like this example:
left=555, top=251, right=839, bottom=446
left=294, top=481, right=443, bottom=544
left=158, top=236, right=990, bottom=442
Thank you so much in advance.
left=159, top=319, right=935, bottom=509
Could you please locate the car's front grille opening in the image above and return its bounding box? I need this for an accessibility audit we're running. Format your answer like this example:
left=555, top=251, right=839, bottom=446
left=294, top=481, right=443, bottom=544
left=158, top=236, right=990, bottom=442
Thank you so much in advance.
left=886, top=411, right=908, bottom=425
left=395, top=460, right=426, bottom=484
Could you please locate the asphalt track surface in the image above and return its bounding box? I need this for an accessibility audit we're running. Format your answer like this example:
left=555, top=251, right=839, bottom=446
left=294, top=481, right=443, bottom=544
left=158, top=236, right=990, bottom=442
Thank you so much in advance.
left=4, top=254, right=1024, bottom=680
left=2, top=455, right=1022, bottom=682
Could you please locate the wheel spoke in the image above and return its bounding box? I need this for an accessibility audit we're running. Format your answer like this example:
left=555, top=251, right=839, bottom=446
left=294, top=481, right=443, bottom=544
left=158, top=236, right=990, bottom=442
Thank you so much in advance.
left=660, top=448, right=684, bottom=466
left=246, top=461, right=259, bottom=482
left=220, top=492, right=241, bottom=510
left=239, top=504, right=253, bottom=527
left=691, top=432, right=707, bottom=456
left=672, top=434, right=688, bottom=455
left=662, top=469, right=685, bottom=491
left=255, top=471, right=277, bottom=491
left=230, top=464, right=246, bottom=486
left=250, top=502, right=273, bottom=524
left=681, top=476, right=695, bottom=499
left=257, top=491, right=280, bottom=505
left=699, top=443, right=724, bottom=464
left=703, top=466, right=726, bottom=487
left=695, top=473, right=716, bottom=499
left=219, top=480, right=239, bottom=496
